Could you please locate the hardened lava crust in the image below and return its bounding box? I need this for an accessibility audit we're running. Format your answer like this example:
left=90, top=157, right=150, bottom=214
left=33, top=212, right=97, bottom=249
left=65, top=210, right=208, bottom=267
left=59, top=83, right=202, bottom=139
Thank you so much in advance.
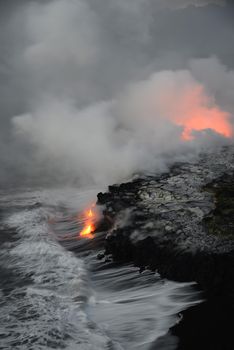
left=97, top=145, right=234, bottom=297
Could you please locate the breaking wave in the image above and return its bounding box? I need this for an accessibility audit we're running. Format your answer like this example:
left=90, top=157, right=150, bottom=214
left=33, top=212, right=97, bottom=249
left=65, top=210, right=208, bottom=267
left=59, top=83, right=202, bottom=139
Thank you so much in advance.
left=0, top=188, right=201, bottom=349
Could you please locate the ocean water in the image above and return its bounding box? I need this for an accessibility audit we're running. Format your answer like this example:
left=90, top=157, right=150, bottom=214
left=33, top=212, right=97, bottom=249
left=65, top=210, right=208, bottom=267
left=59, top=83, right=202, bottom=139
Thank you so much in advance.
left=0, top=187, right=201, bottom=350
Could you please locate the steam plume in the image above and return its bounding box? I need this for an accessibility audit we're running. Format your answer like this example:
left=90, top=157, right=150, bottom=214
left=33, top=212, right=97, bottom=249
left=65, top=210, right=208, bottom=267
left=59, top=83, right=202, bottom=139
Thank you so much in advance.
left=13, top=64, right=233, bottom=186
left=0, top=0, right=233, bottom=187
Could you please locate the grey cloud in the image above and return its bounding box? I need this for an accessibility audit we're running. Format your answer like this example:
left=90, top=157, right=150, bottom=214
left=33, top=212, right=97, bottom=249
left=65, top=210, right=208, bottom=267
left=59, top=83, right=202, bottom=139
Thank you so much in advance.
left=0, top=0, right=233, bottom=186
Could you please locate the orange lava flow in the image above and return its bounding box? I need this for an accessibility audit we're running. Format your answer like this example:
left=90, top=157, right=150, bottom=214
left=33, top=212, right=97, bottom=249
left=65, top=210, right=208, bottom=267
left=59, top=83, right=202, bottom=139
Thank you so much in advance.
left=87, top=209, right=93, bottom=218
left=80, top=223, right=95, bottom=238
left=79, top=207, right=96, bottom=239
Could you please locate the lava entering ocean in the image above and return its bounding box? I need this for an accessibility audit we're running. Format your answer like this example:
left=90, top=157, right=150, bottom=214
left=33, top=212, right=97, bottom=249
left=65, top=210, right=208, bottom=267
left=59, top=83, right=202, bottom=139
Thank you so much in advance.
left=79, top=206, right=96, bottom=239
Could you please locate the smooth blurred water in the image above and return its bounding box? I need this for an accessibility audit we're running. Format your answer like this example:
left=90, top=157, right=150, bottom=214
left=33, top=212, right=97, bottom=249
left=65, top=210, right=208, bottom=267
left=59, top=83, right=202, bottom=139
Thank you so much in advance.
left=0, top=187, right=201, bottom=349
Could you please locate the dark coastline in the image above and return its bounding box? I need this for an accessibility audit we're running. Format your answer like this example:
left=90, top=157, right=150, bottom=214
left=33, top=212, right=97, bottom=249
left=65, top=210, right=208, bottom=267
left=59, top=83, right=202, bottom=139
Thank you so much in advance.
left=95, top=147, right=234, bottom=349
left=169, top=297, right=234, bottom=350
left=150, top=296, right=234, bottom=350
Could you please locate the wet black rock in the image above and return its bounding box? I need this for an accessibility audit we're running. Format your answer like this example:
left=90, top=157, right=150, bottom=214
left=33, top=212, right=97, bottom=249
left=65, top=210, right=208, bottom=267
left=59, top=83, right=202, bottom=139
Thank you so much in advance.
left=97, top=252, right=105, bottom=260
left=204, top=172, right=234, bottom=238
left=155, top=297, right=234, bottom=350
left=97, top=146, right=234, bottom=297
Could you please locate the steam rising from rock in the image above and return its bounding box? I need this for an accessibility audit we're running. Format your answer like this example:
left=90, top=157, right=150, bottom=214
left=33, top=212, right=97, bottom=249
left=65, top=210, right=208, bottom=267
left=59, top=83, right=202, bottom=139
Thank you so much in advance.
left=0, top=0, right=233, bottom=186
left=13, top=64, right=233, bottom=186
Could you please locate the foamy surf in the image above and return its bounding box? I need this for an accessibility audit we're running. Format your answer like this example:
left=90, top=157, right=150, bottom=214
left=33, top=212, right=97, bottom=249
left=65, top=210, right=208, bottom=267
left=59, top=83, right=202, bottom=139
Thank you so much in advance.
left=0, top=188, right=201, bottom=349
left=0, top=189, right=119, bottom=350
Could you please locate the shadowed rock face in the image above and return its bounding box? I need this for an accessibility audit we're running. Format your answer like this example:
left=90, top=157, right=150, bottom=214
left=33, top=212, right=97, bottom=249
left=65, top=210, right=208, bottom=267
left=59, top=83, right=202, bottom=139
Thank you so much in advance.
left=154, top=296, right=234, bottom=350
left=204, top=173, right=234, bottom=238
left=97, top=145, right=234, bottom=296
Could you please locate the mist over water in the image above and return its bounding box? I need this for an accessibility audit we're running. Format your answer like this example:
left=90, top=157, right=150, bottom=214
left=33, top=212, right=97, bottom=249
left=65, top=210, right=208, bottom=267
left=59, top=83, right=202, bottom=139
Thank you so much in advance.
left=0, top=0, right=233, bottom=187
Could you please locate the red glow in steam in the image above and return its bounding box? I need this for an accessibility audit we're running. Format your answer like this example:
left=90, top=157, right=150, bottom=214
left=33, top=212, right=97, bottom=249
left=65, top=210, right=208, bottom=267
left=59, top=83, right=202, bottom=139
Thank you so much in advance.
left=170, top=85, right=233, bottom=140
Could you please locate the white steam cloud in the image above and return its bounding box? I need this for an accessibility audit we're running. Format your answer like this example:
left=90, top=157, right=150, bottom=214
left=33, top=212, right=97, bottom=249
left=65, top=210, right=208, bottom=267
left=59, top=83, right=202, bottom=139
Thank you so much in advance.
left=13, top=60, right=233, bottom=187
left=160, top=0, right=226, bottom=9
left=0, top=0, right=233, bottom=186
left=24, top=1, right=99, bottom=67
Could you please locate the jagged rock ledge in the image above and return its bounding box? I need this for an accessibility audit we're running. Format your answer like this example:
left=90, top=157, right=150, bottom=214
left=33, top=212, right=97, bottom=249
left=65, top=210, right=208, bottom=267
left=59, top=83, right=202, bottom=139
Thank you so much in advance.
left=96, top=146, right=234, bottom=297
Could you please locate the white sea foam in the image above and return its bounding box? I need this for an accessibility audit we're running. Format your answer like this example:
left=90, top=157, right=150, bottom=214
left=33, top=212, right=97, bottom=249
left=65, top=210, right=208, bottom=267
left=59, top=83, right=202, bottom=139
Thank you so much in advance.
left=1, top=189, right=117, bottom=349
left=0, top=188, right=201, bottom=349
left=89, top=263, right=201, bottom=350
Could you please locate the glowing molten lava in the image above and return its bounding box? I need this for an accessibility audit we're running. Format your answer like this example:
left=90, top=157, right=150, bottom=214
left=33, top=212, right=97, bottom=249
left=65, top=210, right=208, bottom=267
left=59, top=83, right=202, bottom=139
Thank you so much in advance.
left=80, top=223, right=95, bottom=238
left=79, top=207, right=96, bottom=239
left=87, top=209, right=93, bottom=218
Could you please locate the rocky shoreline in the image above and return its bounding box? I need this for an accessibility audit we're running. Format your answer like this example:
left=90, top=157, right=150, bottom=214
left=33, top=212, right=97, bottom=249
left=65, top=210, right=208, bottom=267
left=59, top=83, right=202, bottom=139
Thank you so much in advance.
left=95, top=145, right=234, bottom=349
left=97, top=146, right=234, bottom=296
